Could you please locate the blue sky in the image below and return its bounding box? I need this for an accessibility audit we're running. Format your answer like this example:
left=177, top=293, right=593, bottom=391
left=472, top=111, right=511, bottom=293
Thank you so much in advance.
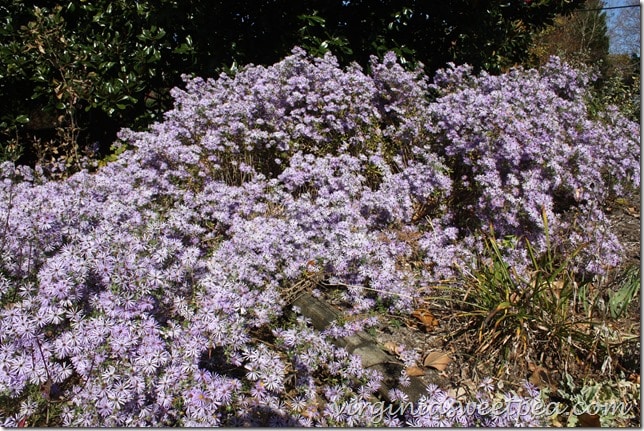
left=602, top=0, right=641, bottom=54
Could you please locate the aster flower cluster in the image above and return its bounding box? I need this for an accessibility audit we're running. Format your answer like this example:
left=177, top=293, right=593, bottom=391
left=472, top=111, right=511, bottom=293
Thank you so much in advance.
left=0, top=48, right=639, bottom=426
left=400, top=380, right=545, bottom=427
left=425, top=58, right=640, bottom=274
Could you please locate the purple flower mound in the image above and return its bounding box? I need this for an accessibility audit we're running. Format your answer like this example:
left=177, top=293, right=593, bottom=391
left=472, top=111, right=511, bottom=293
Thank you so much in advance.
left=0, top=48, right=639, bottom=426
left=426, top=58, right=639, bottom=274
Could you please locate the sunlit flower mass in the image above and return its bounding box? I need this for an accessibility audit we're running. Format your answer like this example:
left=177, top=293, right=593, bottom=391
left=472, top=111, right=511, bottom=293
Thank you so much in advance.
left=0, top=48, right=639, bottom=426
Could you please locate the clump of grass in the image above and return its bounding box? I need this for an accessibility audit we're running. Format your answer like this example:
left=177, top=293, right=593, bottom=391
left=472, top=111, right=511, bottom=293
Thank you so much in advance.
left=443, top=210, right=610, bottom=373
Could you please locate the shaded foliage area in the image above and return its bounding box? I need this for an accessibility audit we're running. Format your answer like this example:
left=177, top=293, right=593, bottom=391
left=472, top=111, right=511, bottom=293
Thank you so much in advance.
left=0, top=0, right=584, bottom=171
left=529, top=0, right=609, bottom=72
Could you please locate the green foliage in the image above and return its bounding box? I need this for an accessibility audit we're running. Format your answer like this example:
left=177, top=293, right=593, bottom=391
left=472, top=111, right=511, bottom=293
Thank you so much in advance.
left=0, top=0, right=585, bottom=172
left=607, top=265, right=640, bottom=319
left=96, top=141, right=130, bottom=168
left=296, top=11, right=353, bottom=59
left=0, top=0, right=176, bottom=170
left=590, top=54, right=641, bottom=121
left=292, top=0, right=585, bottom=73
left=549, top=372, right=641, bottom=426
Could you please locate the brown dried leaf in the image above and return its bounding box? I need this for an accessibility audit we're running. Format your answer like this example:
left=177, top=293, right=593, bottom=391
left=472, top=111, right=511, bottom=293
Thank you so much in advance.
left=528, top=363, right=557, bottom=391
left=411, top=309, right=439, bottom=331
left=17, top=416, right=27, bottom=428
left=383, top=341, right=404, bottom=357
left=626, top=206, right=640, bottom=218
left=405, top=366, right=425, bottom=377
left=423, top=351, right=451, bottom=371
left=577, top=413, right=601, bottom=427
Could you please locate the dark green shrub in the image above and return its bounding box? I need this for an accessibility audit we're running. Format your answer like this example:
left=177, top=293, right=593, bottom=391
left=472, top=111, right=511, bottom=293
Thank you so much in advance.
left=0, top=0, right=585, bottom=173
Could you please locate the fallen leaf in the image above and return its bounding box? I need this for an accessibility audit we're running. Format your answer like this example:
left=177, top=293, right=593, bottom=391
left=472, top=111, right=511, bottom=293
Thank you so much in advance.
left=423, top=351, right=451, bottom=371
left=405, top=366, right=425, bottom=377
left=628, top=373, right=640, bottom=384
left=626, top=206, right=640, bottom=218
left=411, top=309, right=439, bottom=331
left=527, top=363, right=557, bottom=391
left=577, top=413, right=600, bottom=427
left=383, top=341, right=404, bottom=357
left=551, top=417, right=563, bottom=427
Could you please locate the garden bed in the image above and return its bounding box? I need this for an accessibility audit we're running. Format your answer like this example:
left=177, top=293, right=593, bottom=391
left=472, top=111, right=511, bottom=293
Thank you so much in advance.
left=0, top=49, right=639, bottom=427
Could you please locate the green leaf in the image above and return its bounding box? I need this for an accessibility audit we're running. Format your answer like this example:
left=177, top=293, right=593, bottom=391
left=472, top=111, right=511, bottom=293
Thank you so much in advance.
left=298, top=14, right=326, bottom=26
left=608, top=268, right=640, bottom=318
left=496, top=301, right=511, bottom=311
left=15, top=115, right=30, bottom=124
